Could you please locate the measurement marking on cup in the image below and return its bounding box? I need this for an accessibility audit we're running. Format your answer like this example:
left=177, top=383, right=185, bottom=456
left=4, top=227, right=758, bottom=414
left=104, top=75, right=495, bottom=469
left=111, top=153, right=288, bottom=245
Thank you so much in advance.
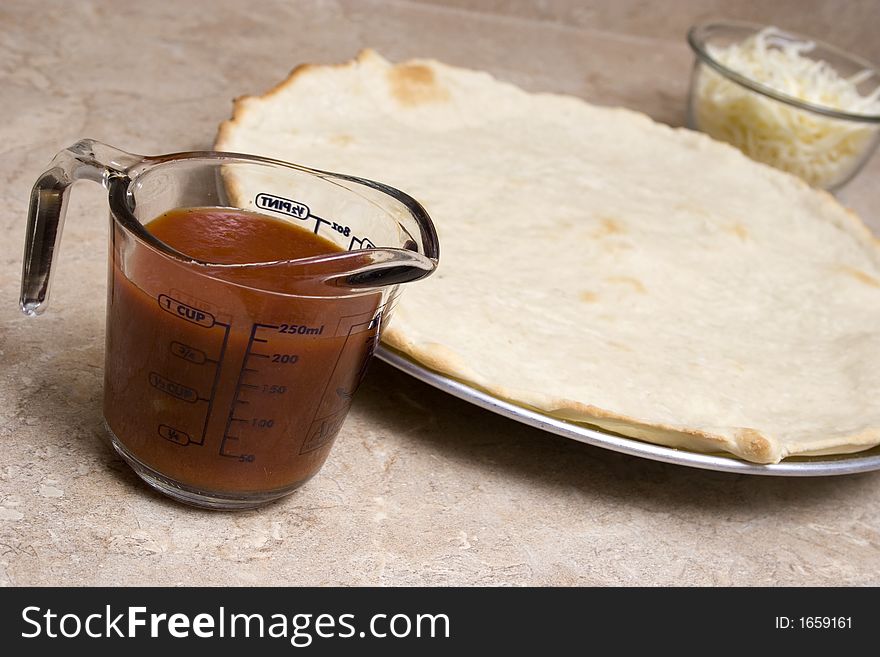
left=279, top=323, right=324, bottom=335
left=220, top=323, right=262, bottom=460
left=170, top=341, right=207, bottom=364
left=158, top=294, right=215, bottom=327
left=155, top=292, right=230, bottom=446
left=219, top=322, right=301, bottom=460
left=149, top=372, right=201, bottom=403
left=158, top=424, right=191, bottom=446
left=200, top=321, right=231, bottom=443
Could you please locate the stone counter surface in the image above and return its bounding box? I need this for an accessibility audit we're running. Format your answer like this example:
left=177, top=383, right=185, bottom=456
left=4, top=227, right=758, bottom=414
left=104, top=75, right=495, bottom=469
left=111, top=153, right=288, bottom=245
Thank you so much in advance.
left=1, top=0, right=879, bottom=586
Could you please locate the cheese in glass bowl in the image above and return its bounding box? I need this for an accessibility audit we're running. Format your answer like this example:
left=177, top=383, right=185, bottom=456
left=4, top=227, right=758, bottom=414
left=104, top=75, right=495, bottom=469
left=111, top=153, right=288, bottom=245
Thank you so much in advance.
left=687, top=21, right=880, bottom=190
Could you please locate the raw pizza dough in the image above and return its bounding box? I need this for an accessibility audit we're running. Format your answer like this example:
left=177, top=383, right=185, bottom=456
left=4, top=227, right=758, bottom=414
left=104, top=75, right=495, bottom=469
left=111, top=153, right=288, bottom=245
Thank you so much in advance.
left=216, top=50, right=880, bottom=464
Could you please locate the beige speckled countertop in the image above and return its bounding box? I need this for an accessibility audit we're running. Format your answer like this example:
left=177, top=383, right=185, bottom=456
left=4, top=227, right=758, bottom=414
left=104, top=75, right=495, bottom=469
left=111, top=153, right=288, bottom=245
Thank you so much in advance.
left=2, top=0, right=879, bottom=586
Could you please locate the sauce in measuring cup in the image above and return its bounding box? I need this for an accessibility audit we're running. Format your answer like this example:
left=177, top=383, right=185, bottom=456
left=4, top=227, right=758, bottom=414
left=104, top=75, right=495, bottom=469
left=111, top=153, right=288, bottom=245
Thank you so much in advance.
left=104, top=208, right=382, bottom=497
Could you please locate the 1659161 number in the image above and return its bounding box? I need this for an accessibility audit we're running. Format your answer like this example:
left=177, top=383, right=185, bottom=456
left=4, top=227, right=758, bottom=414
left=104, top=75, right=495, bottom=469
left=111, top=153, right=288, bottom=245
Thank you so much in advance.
left=800, top=616, right=852, bottom=629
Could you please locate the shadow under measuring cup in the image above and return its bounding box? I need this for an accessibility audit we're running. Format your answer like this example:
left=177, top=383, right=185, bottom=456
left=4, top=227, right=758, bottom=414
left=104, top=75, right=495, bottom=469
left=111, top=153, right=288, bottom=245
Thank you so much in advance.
left=20, top=139, right=439, bottom=509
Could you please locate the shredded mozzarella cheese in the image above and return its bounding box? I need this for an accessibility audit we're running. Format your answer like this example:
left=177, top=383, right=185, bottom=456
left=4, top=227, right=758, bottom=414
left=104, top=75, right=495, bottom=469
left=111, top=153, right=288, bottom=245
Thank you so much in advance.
left=694, top=27, right=880, bottom=188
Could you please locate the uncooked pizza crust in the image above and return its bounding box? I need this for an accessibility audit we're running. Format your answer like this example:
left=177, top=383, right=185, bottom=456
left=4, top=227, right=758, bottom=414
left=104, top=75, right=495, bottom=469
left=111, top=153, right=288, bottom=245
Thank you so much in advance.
left=216, top=50, right=880, bottom=463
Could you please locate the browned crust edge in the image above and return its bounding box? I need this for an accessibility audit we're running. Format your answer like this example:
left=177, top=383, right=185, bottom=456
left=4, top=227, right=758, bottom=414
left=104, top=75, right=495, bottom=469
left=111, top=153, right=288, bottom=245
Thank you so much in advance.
left=382, top=326, right=777, bottom=463
left=215, top=49, right=381, bottom=152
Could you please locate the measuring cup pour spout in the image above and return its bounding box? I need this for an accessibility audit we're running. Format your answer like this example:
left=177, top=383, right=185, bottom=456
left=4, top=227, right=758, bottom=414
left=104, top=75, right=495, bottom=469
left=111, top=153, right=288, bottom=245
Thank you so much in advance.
left=21, top=139, right=142, bottom=316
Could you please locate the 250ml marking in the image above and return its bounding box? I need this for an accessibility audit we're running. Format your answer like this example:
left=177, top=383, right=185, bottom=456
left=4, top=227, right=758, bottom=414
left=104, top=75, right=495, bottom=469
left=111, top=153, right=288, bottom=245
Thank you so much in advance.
left=278, top=324, right=323, bottom=336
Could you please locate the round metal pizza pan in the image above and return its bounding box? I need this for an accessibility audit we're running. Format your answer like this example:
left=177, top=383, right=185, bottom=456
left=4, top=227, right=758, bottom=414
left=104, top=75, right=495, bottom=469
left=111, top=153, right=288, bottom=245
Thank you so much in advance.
left=377, top=346, right=880, bottom=477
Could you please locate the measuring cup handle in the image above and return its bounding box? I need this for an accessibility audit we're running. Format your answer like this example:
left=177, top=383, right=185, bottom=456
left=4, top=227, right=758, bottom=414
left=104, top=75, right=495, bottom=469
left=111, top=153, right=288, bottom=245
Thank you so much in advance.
left=20, top=139, right=142, bottom=316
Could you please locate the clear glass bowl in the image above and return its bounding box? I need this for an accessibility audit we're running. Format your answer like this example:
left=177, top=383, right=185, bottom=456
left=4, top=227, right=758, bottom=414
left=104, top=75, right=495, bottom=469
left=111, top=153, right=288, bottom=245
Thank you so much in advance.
left=687, top=21, right=880, bottom=191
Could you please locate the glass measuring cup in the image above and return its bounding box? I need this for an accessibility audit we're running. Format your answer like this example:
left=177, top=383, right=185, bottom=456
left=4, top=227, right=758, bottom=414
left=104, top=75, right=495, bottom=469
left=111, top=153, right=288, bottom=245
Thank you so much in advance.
left=21, top=139, right=439, bottom=509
